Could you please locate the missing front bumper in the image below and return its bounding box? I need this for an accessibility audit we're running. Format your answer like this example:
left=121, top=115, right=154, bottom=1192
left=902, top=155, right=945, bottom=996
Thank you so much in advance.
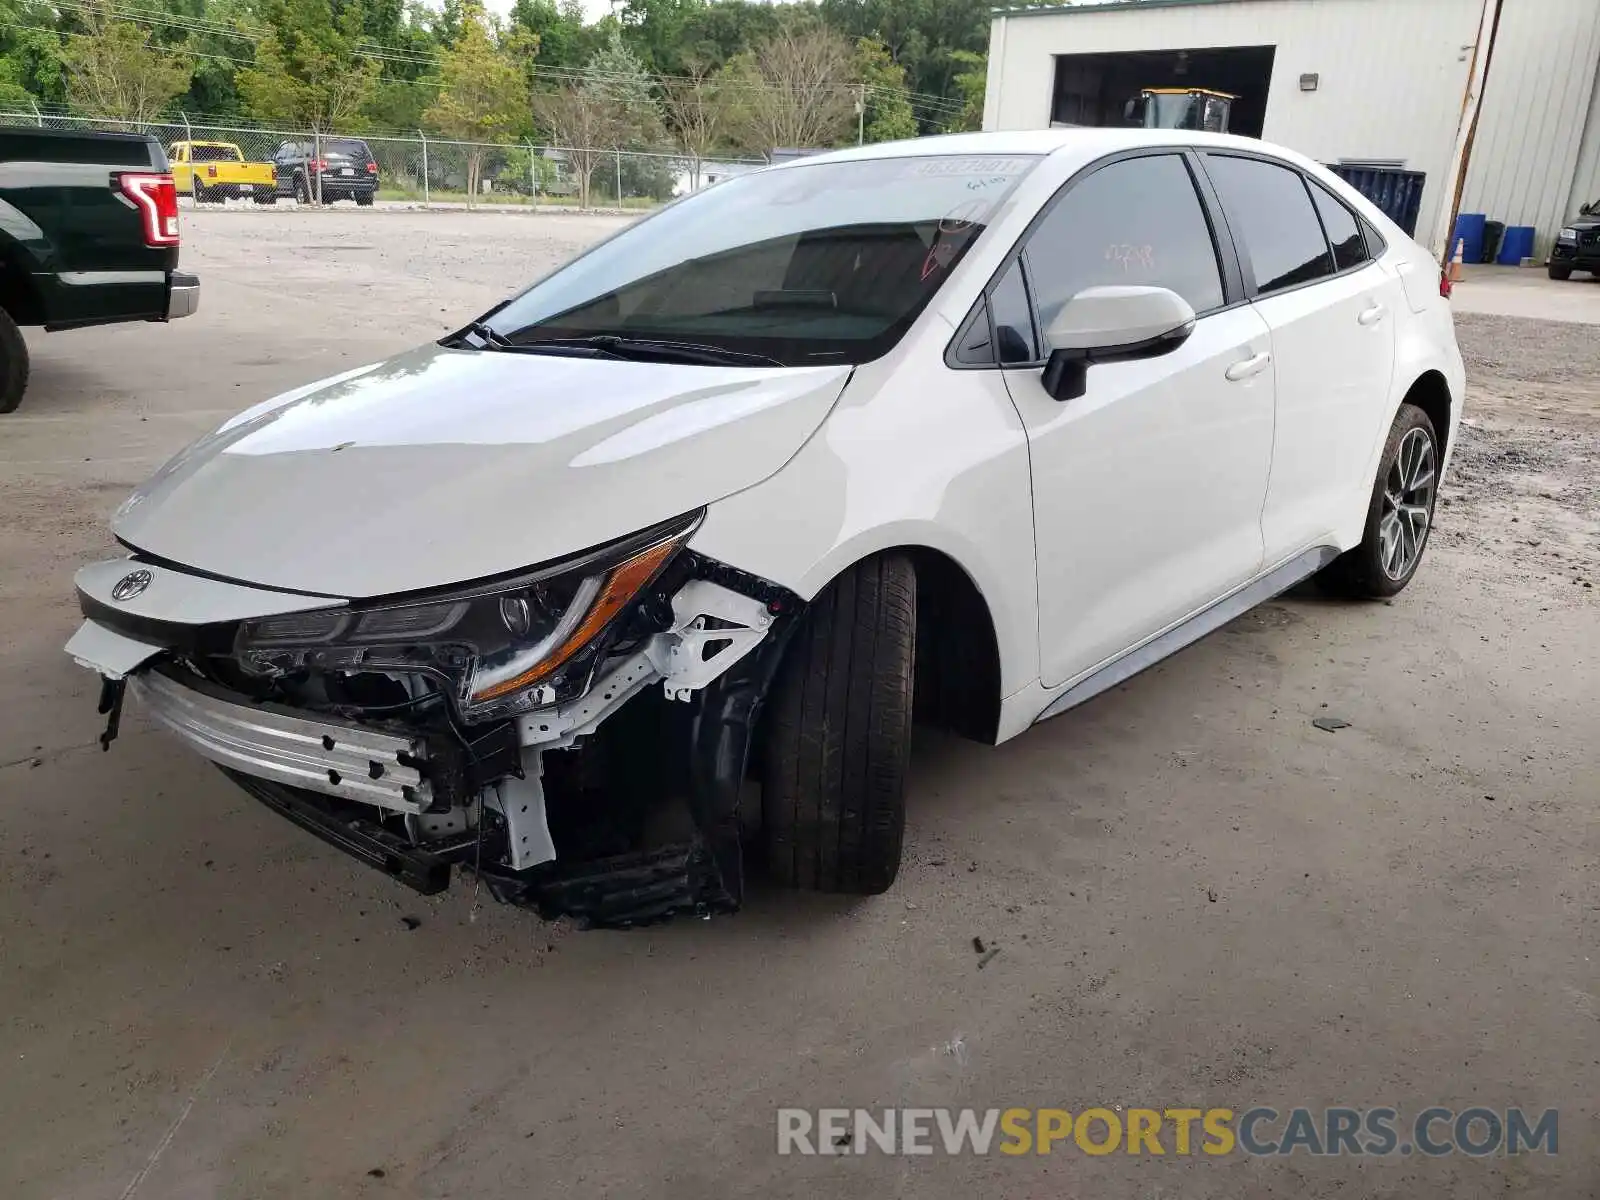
left=133, top=667, right=433, bottom=812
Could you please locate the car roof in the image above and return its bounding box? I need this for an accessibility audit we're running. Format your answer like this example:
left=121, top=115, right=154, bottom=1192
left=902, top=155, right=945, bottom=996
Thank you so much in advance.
left=773, top=128, right=1293, bottom=168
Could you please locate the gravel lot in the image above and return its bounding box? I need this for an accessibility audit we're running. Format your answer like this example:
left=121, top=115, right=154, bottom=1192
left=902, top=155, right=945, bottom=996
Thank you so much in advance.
left=1, top=209, right=1596, bottom=1199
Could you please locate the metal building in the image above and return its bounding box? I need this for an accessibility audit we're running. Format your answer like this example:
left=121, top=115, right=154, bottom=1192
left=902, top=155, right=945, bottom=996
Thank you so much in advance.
left=983, top=0, right=1600, bottom=257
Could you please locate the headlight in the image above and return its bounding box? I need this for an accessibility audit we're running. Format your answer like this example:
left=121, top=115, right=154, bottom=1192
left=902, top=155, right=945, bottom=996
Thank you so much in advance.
left=1558, top=227, right=1578, bottom=242
left=236, top=516, right=698, bottom=719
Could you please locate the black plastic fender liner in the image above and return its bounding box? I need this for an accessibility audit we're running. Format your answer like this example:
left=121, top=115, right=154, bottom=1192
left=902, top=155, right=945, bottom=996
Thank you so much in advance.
left=685, top=614, right=801, bottom=909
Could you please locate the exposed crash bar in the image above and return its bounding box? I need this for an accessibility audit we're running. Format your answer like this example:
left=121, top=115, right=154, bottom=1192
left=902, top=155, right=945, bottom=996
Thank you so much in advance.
left=132, top=669, right=432, bottom=812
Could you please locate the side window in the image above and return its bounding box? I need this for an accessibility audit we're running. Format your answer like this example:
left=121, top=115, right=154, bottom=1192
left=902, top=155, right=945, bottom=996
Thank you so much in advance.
left=991, top=259, right=1038, bottom=364
left=1022, top=153, right=1225, bottom=334
left=1205, top=155, right=1334, bottom=295
left=1309, top=182, right=1367, bottom=271
left=1361, top=217, right=1387, bottom=260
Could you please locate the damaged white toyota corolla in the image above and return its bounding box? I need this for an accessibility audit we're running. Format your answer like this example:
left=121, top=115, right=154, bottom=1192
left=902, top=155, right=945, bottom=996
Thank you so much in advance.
left=66, top=130, right=1464, bottom=926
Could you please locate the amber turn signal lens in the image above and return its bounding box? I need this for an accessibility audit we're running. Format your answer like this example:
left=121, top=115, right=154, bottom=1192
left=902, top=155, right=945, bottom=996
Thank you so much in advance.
left=469, top=535, right=682, bottom=703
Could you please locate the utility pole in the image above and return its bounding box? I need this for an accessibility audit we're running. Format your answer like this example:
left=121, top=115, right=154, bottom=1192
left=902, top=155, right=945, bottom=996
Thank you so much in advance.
left=856, top=86, right=866, bottom=146
left=418, top=131, right=429, bottom=208
left=1430, top=0, right=1504, bottom=263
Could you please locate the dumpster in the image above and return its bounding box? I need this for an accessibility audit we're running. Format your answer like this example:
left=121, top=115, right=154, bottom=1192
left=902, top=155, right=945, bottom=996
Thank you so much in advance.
left=1328, top=165, right=1426, bottom=236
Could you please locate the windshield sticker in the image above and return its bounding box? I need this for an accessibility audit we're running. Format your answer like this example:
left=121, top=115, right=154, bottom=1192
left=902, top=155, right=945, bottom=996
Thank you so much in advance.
left=906, top=156, right=1035, bottom=178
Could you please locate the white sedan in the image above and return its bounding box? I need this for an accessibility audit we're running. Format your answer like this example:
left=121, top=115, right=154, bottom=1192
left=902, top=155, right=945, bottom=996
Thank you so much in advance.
left=65, top=129, right=1464, bottom=925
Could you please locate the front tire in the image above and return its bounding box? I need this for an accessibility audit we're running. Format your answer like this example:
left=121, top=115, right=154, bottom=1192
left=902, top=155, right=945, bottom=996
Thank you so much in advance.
left=761, top=554, right=915, bottom=895
left=1548, top=264, right=1573, bottom=280
left=1319, top=403, right=1439, bottom=598
left=293, top=173, right=310, bottom=204
left=0, top=307, right=30, bottom=413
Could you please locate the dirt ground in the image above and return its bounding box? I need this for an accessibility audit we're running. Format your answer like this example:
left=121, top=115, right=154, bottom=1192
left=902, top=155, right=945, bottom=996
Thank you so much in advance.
left=1, top=210, right=1596, bottom=1199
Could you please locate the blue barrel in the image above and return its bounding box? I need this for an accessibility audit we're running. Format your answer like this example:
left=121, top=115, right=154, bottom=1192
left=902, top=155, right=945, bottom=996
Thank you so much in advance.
left=1497, top=225, right=1535, bottom=265
left=1452, top=212, right=1487, bottom=264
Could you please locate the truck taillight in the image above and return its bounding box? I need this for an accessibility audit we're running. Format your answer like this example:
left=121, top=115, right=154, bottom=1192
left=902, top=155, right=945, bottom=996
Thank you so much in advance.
left=1439, top=269, right=1453, bottom=299
left=118, top=172, right=180, bottom=247
left=366, top=161, right=377, bottom=173
left=312, top=159, right=327, bottom=172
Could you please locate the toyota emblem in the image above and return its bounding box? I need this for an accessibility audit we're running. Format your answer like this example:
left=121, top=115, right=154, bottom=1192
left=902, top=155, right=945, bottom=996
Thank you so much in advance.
left=110, top=569, right=153, bottom=602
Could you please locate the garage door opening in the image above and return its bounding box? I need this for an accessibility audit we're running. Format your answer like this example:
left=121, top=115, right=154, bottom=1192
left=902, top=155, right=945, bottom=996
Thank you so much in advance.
left=1051, top=46, right=1277, bottom=138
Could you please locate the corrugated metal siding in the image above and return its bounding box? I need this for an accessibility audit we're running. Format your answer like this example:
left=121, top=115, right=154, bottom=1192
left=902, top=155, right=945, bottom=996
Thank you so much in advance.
left=1460, top=0, right=1600, bottom=259
left=1561, top=49, right=1600, bottom=224
left=985, top=0, right=1482, bottom=243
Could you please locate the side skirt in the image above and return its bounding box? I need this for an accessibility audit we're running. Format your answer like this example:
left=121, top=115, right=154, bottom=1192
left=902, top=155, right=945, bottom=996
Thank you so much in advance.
left=1034, top=546, right=1339, bottom=726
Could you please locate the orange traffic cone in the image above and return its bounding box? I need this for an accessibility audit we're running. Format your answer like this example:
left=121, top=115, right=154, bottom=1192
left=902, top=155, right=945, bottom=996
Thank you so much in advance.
left=1447, top=238, right=1465, bottom=282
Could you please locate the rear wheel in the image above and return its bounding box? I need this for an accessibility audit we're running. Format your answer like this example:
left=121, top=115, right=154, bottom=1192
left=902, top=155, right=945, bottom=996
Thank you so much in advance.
left=761, top=554, right=914, bottom=895
left=293, top=173, right=310, bottom=204
left=0, top=307, right=30, bottom=414
left=1318, top=403, right=1439, bottom=598
left=1548, top=264, right=1573, bottom=280
left=356, top=191, right=374, bottom=207
left=253, top=193, right=276, bottom=205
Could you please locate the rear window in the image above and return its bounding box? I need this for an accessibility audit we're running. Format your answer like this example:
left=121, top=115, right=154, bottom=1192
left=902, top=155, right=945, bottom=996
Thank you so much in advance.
left=325, top=140, right=372, bottom=159
left=189, top=144, right=240, bottom=163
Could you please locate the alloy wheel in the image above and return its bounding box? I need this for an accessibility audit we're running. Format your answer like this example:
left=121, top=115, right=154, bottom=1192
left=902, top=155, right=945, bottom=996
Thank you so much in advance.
left=1378, top=426, right=1436, bottom=580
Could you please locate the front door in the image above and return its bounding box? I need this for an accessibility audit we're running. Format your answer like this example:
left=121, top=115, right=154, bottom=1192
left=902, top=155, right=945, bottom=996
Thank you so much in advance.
left=1000, top=152, right=1277, bottom=689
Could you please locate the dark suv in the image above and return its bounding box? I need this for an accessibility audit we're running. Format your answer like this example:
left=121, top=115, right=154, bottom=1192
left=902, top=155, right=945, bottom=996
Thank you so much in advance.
left=1548, top=199, right=1600, bottom=279
left=273, top=138, right=378, bottom=205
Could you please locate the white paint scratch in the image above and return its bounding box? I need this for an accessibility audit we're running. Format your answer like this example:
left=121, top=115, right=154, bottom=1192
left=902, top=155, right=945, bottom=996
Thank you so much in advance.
left=118, top=1040, right=231, bottom=1200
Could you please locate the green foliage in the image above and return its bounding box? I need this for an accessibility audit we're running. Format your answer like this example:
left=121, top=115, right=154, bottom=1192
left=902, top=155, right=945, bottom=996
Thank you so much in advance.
left=236, top=0, right=382, bottom=131
left=947, top=47, right=984, bottom=131
left=855, top=38, right=915, bottom=142
left=61, top=1, right=192, bottom=124
left=423, top=1, right=527, bottom=199
left=0, top=0, right=993, bottom=145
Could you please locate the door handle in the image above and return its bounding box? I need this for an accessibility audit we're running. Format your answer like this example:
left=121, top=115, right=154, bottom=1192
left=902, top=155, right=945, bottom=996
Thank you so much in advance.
left=1357, top=302, right=1387, bottom=326
left=1224, top=351, right=1271, bottom=382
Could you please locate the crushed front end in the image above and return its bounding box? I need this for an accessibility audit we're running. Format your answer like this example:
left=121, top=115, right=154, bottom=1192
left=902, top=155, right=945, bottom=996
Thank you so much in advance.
left=65, top=512, right=800, bottom=927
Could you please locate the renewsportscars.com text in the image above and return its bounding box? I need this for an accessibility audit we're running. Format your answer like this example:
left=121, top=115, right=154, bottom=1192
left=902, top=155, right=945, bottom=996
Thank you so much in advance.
left=777, top=1106, right=1558, bottom=1158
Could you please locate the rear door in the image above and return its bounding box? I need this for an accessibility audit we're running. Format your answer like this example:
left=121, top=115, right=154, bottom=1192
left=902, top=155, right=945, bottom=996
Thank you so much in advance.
left=999, top=151, right=1277, bottom=688
left=1200, top=153, right=1398, bottom=561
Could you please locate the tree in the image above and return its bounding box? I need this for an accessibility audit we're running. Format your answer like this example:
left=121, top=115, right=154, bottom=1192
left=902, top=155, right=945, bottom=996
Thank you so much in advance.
left=236, top=0, right=381, bottom=132
left=855, top=38, right=915, bottom=143
left=531, top=82, right=615, bottom=208
left=60, top=2, right=191, bottom=126
left=583, top=28, right=663, bottom=150
left=947, top=48, right=984, bottom=131
left=424, top=2, right=528, bottom=202
left=660, top=56, right=728, bottom=190
left=719, top=19, right=856, bottom=155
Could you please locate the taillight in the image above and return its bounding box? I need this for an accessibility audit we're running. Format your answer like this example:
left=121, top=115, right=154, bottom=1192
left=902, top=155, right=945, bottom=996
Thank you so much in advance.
left=1439, top=270, right=1453, bottom=299
left=312, top=159, right=327, bottom=172
left=117, top=172, right=180, bottom=247
left=366, top=161, right=377, bottom=174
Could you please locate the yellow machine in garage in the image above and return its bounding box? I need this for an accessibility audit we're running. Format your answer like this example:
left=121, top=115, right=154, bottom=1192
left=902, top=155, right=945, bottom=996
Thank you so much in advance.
left=1125, top=88, right=1236, bottom=134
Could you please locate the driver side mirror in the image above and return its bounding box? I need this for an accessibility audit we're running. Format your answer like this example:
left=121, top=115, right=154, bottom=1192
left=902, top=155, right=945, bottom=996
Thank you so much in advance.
left=1040, top=285, right=1196, bottom=402
left=1582, top=202, right=1594, bottom=216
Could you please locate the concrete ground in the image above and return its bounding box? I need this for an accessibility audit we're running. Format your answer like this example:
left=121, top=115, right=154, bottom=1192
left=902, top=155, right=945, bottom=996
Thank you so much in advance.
left=1452, top=262, right=1600, bottom=324
left=1, top=208, right=1596, bottom=1199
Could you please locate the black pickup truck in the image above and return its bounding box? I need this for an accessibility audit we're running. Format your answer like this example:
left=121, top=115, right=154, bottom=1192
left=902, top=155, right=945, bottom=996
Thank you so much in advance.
left=0, top=126, right=199, bottom=412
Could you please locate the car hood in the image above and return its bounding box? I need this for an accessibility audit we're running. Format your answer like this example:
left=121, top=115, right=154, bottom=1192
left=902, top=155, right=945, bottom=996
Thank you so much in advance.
left=115, top=343, right=851, bottom=597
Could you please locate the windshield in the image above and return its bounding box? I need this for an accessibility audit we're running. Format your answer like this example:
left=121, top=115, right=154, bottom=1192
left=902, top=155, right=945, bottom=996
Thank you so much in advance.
left=481, top=153, right=1039, bottom=367
left=326, top=140, right=371, bottom=159
left=1147, top=93, right=1197, bottom=129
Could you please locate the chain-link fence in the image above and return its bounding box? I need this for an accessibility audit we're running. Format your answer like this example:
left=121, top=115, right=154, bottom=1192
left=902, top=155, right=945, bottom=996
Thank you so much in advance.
left=0, top=108, right=768, bottom=211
